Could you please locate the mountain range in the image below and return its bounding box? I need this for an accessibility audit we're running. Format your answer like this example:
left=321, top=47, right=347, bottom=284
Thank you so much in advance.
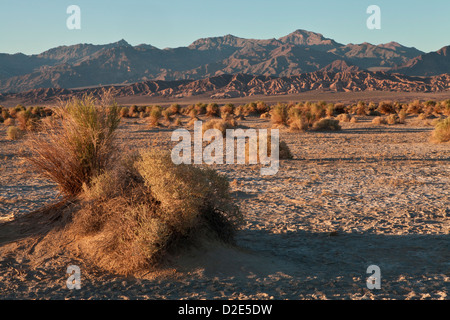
left=0, top=29, right=449, bottom=95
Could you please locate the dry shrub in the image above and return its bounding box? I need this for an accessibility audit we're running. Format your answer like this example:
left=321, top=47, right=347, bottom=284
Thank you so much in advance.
left=378, top=101, right=395, bottom=115
left=431, top=117, right=450, bottom=143
left=119, top=107, right=129, bottom=118
left=270, top=104, right=288, bottom=126
left=310, top=103, right=326, bottom=120
left=25, top=93, right=121, bottom=197
left=260, top=112, right=270, bottom=119
left=173, top=117, right=182, bottom=126
left=188, top=108, right=199, bottom=119
left=220, top=103, right=234, bottom=116
left=6, top=126, right=24, bottom=140
left=15, top=110, right=39, bottom=131
left=406, top=100, right=423, bottom=114
left=356, top=102, right=367, bottom=116
left=187, top=117, right=199, bottom=127
left=4, top=117, right=15, bottom=126
left=372, top=116, right=387, bottom=125
left=206, top=103, right=220, bottom=117
left=350, top=117, right=358, bottom=123
left=289, top=113, right=309, bottom=131
left=70, top=150, right=242, bottom=274
left=386, top=114, right=400, bottom=125
left=334, top=103, right=346, bottom=115
left=245, top=132, right=293, bottom=163
left=244, top=102, right=258, bottom=116
left=256, top=101, right=268, bottom=114
left=203, top=119, right=236, bottom=136
left=311, top=118, right=341, bottom=131
left=148, top=106, right=162, bottom=126
left=221, top=113, right=238, bottom=126
left=441, top=100, right=450, bottom=116
left=168, top=104, right=180, bottom=115
left=234, top=105, right=245, bottom=117
left=162, top=109, right=172, bottom=122
left=195, top=103, right=207, bottom=115
left=326, top=104, right=335, bottom=117
left=398, top=110, right=407, bottom=123
left=336, top=113, right=351, bottom=122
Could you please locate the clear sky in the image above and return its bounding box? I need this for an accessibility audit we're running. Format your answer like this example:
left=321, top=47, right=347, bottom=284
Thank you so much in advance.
left=0, top=0, right=448, bottom=55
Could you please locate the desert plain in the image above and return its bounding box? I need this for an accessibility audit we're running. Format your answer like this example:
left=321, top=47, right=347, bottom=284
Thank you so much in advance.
left=0, top=92, right=449, bottom=300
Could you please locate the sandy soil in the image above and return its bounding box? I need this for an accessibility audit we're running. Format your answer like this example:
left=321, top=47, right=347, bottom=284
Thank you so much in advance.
left=0, top=114, right=448, bottom=300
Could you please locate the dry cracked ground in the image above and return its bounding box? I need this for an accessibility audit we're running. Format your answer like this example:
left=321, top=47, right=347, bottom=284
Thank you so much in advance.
left=0, top=114, right=449, bottom=300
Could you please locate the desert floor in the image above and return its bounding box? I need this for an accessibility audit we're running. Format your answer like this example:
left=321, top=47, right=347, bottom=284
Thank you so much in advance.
left=0, top=114, right=449, bottom=300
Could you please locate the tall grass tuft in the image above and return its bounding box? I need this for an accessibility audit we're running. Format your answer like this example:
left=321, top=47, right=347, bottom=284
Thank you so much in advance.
left=25, top=93, right=121, bottom=197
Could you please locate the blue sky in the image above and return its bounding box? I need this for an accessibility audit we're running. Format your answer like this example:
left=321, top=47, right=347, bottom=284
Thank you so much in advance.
left=0, top=0, right=449, bottom=54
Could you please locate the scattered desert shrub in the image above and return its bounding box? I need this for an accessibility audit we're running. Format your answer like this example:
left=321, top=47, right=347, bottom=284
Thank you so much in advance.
left=162, top=109, right=172, bottom=122
left=25, top=93, right=121, bottom=197
left=441, top=100, right=450, bottom=116
left=6, top=126, right=23, bottom=140
left=188, top=108, right=199, bottom=119
left=431, top=117, right=450, bottom=143
left=244, top=102, right=258, bottom=116
left=311, top=118, right=341, bottom=131
left=372, top=116, right=387, bottom=125
left=168, top=104, right=180, bottom=115
left=270, top=103, right=288, bottom=126
left=203, top=119, right=236, bottom=136
left=206, top=103, right=220, bottom=117
left=260, top=112, right=270, bottom=119
left=378, top=101, right=395, bottom=115
left=336, top=113, right=351, bottom=122
left=256, top=101, right=269, bottom=114
left=356, top=102, right=367, bottom=116
left=406, top=100, right=423, bottom=114
left=220, top=103, right=234, bottom=115
left=128, top=105, right=138, bottom=118
left=326, top=104, right=335, bottom=117
left=195, top=103, right=207, bottom=115
left=16, top=110, right=39, bottom=131
left=333, top=103, right=346, bottom=115
left=187, top=117, right=200, bottom=127
left=386, top=114, right=400, bottom=125
left=234, top=105, right=245, bottom=117
left=148, top=106, right=162, bottom=126
left=4, top=117, right=15, bottom=126
left=310, top=103, right=326, bottom=120
left=398, top=110, right=407, bottom=123
left=289, top=112, right=309, bottom=131
left=2, top=109, right=10, bottom=120
left=173, top=117, right=182, bottom=126
left=119, top=107, right=129, bottom=118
